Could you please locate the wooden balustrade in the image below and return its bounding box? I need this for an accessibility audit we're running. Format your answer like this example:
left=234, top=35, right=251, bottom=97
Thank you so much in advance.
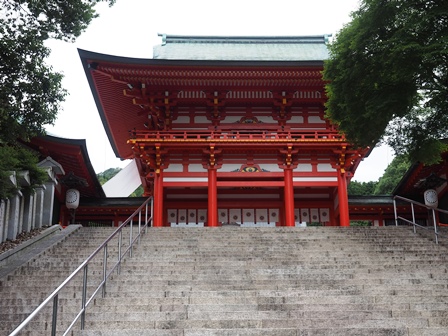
left=131, top=130, right=345, bottom=142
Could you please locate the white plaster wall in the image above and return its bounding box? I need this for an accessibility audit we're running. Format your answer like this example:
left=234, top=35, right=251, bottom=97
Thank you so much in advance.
left=165, top=164, right=184, bottom=172
left=289, top=116, right=304, bottom=123
left=188, top=164, right=207, bottom=172
left=293, top=177, right=337, bottom=182
left=172, top=116, right=190, bottom=124
left=308, top=116, right=325, bottom=123
left=194, top=116, right=209, bottom=123
left=317, top=163, right=336, bottom=172
left=296, top=164, right=313, bottom=172
left=262, top=164, right=283, bottom=172
left=163, top=177, right=208, bottom=182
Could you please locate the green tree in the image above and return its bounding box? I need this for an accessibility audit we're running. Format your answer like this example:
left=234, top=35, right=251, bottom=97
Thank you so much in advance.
left=348, top=180, right=378, bottom=196
left=374, top=155, right=411, bottom=195
left=130, top=185, right=144, bottom=197
left=97, top=167, right=121, bottom=185
left=0, top=0, right=115, bottom=198
left=0, top=0, right=115, bottom=143
left=0, top=146, right=48, bottom=199
left=324, top=0, right=448, bottom=164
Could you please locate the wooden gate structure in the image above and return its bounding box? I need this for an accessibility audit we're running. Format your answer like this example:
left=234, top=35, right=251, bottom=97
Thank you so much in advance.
left=79, top=35, right=369, bottom=227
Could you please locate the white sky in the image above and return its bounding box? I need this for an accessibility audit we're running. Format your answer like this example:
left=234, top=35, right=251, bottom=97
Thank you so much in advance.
left=44, top=0, right=394, bottom=182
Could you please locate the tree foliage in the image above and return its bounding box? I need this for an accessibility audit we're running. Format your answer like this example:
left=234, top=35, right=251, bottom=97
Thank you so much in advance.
left=0, top=145, right=48, bottom=199
left=324, top=0, right=448, bottom=164
left=348, top=180, right=378, bottom=195
left=348, top=154, right=411, bottom=196
left=0, top=0, right=115, bottom=144
left=374, top=155, right=411, bottom=195
left=97, top=167, right=121, bottom=185
left=0, top=0, right=115, bottom=199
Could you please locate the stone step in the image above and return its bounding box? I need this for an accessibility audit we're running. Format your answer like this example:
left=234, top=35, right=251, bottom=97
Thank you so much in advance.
left=79, top=316, right=429, bottom=329
left=3, top=226, right=448, bottom=335
left=78, top=328, right=412, bottom=336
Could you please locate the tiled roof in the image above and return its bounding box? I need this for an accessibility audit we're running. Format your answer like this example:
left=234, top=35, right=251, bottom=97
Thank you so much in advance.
left=153, top=35, right=330, bottom=61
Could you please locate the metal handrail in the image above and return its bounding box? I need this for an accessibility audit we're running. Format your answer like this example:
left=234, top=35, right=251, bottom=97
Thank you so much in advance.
left=393, top=195, right=448, bottom=244
left=9, top=197, right=153, bottom=336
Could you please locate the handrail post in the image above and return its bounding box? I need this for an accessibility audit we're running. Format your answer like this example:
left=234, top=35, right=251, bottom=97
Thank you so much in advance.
left=411, top=203, right=416, bottom=234
left=150, top=197, right=154, bottom=228
left=145, top=201, right=149, bottom=233
left=117, top=229, right=122, bottom=274
left=129, top=219, right=133, bottom=257
left=102, top=244, right=108, bottom=298
left=432, top=208, right=439, bottom=245
left=80, top=265, right=88, bottom=330
left=393, top=198, right=398, bottom=226
left=138, top=209, right=142, bottom=244
left=51, top=295, right=58, bottom=336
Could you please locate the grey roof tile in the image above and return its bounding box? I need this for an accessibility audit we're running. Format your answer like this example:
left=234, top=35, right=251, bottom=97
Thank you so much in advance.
left=153, top=35, right=330, bottom=61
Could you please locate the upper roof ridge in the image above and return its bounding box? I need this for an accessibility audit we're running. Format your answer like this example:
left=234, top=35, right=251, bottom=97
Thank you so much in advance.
left=158, top=34, right=331, bottom=45
left=154, top=34, right=331, bottom=61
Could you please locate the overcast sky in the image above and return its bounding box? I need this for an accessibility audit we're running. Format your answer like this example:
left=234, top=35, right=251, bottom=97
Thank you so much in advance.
left=44, top=0, right=394, bottom=182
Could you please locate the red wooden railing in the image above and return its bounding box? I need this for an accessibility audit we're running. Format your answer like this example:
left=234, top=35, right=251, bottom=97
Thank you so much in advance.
left=130, top=130, right=345, bottom=141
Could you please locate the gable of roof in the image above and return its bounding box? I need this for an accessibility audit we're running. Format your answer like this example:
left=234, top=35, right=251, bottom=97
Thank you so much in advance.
left=153, top=34, right=331, bottom=61
left=25, top=135, right=106, bottom=198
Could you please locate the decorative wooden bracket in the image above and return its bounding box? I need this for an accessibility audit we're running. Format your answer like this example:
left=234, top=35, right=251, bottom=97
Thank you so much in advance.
left=125, top=86, right=177, bottom=130
left=278, top=144, right=299, bottom=169
left=332, top=145, right=365, bottom=174
left=206, top=91, right=226, bottom=125
left=203, top=145, right=222, bottom=169
left=139, top=144, right=168, bottom=175
left=272, top=91, right=293, bottom=124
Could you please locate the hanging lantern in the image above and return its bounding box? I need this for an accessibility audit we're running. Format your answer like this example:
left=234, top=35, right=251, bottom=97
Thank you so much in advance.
left=424, top=189, right=438, bottom=208
left=66, top=188, right=80, bottom=209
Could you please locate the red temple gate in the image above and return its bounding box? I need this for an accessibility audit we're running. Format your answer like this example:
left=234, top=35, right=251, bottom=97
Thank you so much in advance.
left=80, top=35, right=368, bottom=227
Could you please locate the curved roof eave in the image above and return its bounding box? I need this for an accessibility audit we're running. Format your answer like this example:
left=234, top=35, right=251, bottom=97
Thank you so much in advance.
left=32, top=134, right=106, bottom=198
left=79, top=49, right=326, bottom=160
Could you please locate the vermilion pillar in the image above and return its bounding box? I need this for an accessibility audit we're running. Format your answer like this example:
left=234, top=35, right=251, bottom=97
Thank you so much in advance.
left=208, top=167, right=218, bottom=227
left=337, top=171, right=350, bottom=227
left=284, top=167, right=295, bottom=227
left=153, top=171, right=164, bottom=227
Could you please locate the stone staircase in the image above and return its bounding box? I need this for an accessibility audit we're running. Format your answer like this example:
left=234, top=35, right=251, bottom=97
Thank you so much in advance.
left=2, top=226, right=448, bottom=335
left=0, top=227, right=122, bottom=335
